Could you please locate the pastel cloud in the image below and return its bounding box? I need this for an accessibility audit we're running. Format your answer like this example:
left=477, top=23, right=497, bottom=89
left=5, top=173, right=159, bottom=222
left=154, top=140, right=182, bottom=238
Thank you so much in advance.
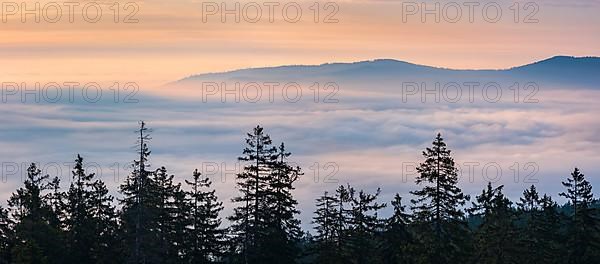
left=0, top=77, right=599, bottom=230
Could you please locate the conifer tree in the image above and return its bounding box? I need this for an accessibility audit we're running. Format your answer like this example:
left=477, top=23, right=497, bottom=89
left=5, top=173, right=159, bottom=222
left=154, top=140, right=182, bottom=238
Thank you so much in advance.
left=171, top=188, right=191, bottom=262
left=228, top=125, right=277, bottom=263
left=517, top=185, right=540, bottom=212
left=515, top=185, right=557, bottom=264
left=263, top=142, right=303, bottom=263
left=120, top=121, right=159, bottom=264
left=64, top=154, right=96, bottom=263
left=311, top=185, right=353, bottom=264
left=8, top=163, right=65, bottom=264
left=346, top=188, right=386, bottom=264
left=312, top=191, right=340, bottom=264
left=332, top=185, right=352, bottom=263
left=89, top=173, right=120, bottom=264
left=536, top=194, right=563, bottom=264
left=46, top=176, right=65, bottom=230
left=62, top=154, right=120, bottom=263
left=185, top=169, right=225, bottom=263
left=560, top=168, right=600, bottom=263
left=0, top=206, right=14, bottom=263
left=468, top=183, right=519, bottom=264
left=410, top=133, right=469, bottom=264
left=312, top=186, right=389, bottom=264
left=380, top=194, right=413, bottom=264
left=152, top=166, right=182, bottom=263
left=560, top=168, right=594, bottom=217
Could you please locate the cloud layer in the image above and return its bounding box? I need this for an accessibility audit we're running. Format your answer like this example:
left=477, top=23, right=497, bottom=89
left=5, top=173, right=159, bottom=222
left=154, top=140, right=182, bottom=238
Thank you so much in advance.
left=1, top=59, right=599, bottom=229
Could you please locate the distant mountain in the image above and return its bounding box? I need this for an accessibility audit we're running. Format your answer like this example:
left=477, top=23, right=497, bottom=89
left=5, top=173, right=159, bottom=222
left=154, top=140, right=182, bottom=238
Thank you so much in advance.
left=506, top=56, right=600, bottom=87
left=174, top=56, right=600, bottom=89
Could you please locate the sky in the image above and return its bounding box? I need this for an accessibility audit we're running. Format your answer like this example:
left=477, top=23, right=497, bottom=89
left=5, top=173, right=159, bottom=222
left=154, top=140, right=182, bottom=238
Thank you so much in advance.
left=1, top=0, right=599, bottom=87
left=1, top=0, right=600, bottom=229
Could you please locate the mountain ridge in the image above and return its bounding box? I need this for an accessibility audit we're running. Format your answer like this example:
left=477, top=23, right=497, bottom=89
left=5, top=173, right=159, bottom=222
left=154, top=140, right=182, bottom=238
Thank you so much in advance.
left=173, top=56, right=600, bottom=89
left=177, top=56, right=598, bottom=81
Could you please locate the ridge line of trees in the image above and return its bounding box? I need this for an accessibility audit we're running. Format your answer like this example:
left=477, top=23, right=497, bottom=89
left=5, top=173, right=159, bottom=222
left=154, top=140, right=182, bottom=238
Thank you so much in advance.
left=0, top=123, right=598, bottom=264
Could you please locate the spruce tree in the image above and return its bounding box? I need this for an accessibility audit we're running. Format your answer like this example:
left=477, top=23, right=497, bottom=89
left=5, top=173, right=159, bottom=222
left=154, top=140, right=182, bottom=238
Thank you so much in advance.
left=185, top=169, right=225, bottom=263
left=560, top=168, right=600, bottom=263
left=8, top=163, right=65, bottom=264
left=228, top=125, right=277, bottom=263
left=468, top=183, right=519, bottom=264
left=310, top=185, right=352, bottom=264
left=515, top=185, right=554, bottom=264
left=171, top=188, right=191, bottom=262
left=380, top=194, right=413, bottom=264
left=312, top=185, right=386, bottom=264
left=120, top=121, right=159, bottom=264
left=560, top=168, right=594, bottom=218
left=63, top=154, right=120, bottom=264
left=0, top=206, right=14, bottom=263
left=64, top=154, right=96, bottom=263
left=152, top=166, right=182, bottom=263
left=312, top=191, right=340, bottom=264
left=46, top=176, right=65, bottom=231
left=536, top=194, right=563, bottom=264
left=88, top=173, right=120, bottom=264
left=331, top=184, right=353, bottom=263
left=517, top=185, right=540, bottom=212
left=346, top=188, right=386, bottom=264
left=409, top=133, right=469, bottom=264
left=263, top=142, right=303, bottom=263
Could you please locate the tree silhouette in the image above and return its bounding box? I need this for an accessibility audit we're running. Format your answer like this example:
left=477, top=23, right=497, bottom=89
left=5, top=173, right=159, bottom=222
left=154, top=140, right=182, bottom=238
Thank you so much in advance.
left=379, top=194, right=413, bottom=264
left=262, top=142, right=303, bottom=263
left=312, top=191, right=340, bottom=264
left=185, top=169, right=225, bottom=263
left=119, top=121, right=158, bottom=264
left=468, top=183, right=519, bottom=264
left=228, top=125, right=278, bottom=263
left=346, top=188, right=386, bottom=264
left=410, top=133, right=469, bottom=264
left=8, top=163, right=64, bottom=264
left=560, top=168, right=600, bottom=263
left=64, top=154, right=118, bottom=263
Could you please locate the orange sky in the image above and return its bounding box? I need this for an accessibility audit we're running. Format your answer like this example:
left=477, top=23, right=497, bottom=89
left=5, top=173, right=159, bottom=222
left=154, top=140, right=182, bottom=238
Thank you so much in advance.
left=1, top=0, right=599, bottom=87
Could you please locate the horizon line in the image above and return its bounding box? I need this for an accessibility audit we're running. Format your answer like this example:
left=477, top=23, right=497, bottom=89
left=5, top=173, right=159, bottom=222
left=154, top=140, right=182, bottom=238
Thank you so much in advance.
left=173, top=55, right=599, bottom=83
